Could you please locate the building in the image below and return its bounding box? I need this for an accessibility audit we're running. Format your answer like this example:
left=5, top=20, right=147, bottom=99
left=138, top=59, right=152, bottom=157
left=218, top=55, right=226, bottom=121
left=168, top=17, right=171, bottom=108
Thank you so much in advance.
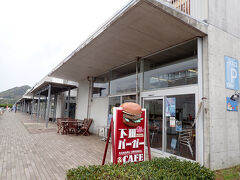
left=17, top=76, right=78, bottom=126
left=18, top=0, right=240, bottom=170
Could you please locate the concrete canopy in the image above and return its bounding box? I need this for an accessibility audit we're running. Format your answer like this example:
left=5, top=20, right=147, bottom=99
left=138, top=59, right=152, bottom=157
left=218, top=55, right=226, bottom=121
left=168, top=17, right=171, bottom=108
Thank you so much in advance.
left=30, top=82, right=77, bottom=96
left=50, top=0, right=207, bottom=82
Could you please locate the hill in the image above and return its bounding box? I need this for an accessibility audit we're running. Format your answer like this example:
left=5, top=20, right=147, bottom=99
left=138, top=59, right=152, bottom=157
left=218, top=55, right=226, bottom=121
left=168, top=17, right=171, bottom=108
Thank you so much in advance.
left=0, top=85, right=31, bottom=105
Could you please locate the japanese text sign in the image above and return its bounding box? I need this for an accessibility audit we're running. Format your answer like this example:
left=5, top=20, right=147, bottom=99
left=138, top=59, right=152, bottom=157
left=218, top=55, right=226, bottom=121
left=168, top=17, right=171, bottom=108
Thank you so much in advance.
left=113, top=107, right=146, bottom=164
left=225, top=56, right=239, bottom=90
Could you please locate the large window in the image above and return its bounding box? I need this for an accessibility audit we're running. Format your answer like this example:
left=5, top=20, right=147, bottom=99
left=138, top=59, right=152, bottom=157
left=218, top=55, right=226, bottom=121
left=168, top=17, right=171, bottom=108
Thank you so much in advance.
left=142, top=39, right=198, bottom=91
left=143, top=57, right=198, bottom=90
left=108, top=95, right=136, bottom=126
left=110, top=62, right=137, bottom=95
left=92, top=62, right=138, bottom=97
left=92, top=73, right=109, bottom=97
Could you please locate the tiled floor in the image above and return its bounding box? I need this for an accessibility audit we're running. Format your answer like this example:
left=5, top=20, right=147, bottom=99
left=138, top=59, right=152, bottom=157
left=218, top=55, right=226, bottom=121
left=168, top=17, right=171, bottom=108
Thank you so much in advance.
left=0, top=112, right=111, bottom=180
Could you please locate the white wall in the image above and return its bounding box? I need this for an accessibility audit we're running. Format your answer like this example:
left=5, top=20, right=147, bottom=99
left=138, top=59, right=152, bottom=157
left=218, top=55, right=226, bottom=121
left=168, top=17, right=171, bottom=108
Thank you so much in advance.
left=75, top=80, right=89, bottom=120
left=190, top=0, right=208, bottom=21
left=207, top=24, right=240, bottom=170
left=209, top=0, right=240, bottom=38
left=56, top=93, right=65, bottom=118
left=89, top=97, right=109, bottom=135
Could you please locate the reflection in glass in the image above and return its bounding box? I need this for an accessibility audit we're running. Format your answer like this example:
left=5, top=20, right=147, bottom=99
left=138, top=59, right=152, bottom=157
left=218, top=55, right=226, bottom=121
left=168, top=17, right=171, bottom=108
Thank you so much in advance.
left=93, top=73, right=109, bottom=97
left=166, top=94, right=196, bottom=160
left=110, top=62, right=136, bottom=95
left=144, top=99, right=163, bottom=150
left=108, top=96, right=121, bottom=126
left=122, top=95, right=136, bottom=103
left=144, top=57, right=198, bottom=90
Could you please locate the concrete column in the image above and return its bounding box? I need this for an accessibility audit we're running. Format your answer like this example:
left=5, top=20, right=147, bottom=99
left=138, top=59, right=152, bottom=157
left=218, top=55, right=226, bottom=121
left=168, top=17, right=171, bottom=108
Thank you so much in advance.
left=75, top=80, right=89, bottom=120
left=37, top=94, right=41, bottom=120
left=197, top=37, right=204, bottom=165
left=45, top=84, right=51, bottom=128
left=67, top=88, right=71, bottom=118
left=56, top=93, right=65, bottom=118
left=44, top=96, right=47, bottom=120
left=31, top=94, right=35, bottom=119
left=23, top=100, right=26, bottom=112
left=53, top=94, right=57, bottom=122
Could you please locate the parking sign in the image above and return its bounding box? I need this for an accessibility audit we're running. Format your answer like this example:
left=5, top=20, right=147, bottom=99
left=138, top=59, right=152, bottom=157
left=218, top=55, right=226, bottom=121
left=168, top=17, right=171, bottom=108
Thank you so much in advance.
left=225, top=56, right=239, bottom=90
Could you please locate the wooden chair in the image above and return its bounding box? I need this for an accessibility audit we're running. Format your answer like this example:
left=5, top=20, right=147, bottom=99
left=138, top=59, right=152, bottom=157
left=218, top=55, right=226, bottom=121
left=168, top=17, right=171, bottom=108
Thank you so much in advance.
left=79, top=118, right=93, bottom=136
left=68, top=118, right=78, bottom=135
left=57, top=118, right=72, bottom=135
left=178, top=128, right=194, bottom=157
left=57, top=118, right=64, bottom=133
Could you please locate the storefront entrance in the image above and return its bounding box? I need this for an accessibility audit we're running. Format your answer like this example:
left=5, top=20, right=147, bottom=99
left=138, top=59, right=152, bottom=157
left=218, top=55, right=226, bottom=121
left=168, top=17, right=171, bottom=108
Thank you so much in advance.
left=143, top=94, right=196, bottom=160
left=144, top=99, right=163, bottom=150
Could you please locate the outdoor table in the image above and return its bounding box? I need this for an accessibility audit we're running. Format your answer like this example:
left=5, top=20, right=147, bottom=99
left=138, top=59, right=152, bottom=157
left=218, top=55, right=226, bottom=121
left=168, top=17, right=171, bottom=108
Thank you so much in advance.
left=60, top=120, right=83, bottom=135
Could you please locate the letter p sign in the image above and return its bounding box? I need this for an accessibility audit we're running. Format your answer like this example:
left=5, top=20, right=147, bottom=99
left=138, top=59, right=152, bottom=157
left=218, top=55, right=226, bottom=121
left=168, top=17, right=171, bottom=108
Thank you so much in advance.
left=225, top=56, right=239, bottom=90
left=231, top=68, right=237, bottom=83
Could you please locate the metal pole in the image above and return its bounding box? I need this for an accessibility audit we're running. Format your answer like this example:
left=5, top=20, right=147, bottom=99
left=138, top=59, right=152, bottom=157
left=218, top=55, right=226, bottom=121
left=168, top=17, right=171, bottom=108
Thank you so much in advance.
left=53, top=94, right=57, bottom=122
left=44, top=96, right=47, bottom=120
left=23, top=100, right=26, bottom=112
left=136, top=57, right=140, bottom=104
left=31, top=94, right=35, bottom=119
left=37, top=94, right=41, bottom=120
left=87, top=77, right=93, bottom=119
left=45, top=84, right=51, bottom=128
left=67, top=88, right=71, bottom=118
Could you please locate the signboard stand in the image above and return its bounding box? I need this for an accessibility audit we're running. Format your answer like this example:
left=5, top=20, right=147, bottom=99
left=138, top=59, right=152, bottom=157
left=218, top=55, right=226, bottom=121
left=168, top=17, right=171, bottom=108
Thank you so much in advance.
left=102, top=118, right=114, bottom=165
left=102, top=111, right=151, bottom=165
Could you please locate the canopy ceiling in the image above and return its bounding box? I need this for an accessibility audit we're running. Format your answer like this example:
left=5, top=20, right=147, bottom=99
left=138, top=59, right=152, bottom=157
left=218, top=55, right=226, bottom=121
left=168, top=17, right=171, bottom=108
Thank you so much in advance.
left=50, top=0, right=207, bottom=82
left=31, top=82, right=77, bottom=96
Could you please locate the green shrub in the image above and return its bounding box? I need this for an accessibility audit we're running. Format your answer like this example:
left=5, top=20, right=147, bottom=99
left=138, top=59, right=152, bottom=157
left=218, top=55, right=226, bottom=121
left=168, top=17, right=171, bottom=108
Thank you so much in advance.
left=0, top=104, right=13, bottom=108
left=67, top=157, right=215, bottom=180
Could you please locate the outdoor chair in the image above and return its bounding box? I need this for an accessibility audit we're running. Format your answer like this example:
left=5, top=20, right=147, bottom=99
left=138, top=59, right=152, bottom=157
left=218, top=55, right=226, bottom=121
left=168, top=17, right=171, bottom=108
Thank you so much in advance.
left=68, top=118, right=78, bottom=135
left=57, top=118, right=64, bottom=133
left=178, top=128, right=194, bottom=157
left=57, top=118, right=72, bottom=134
left=79, top=118, right=93, bottom=136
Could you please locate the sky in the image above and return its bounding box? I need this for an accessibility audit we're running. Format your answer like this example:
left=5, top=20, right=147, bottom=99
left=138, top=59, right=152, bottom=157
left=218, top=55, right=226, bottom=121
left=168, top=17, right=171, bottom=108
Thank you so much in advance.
left=0, top=0, right=131, bottom=92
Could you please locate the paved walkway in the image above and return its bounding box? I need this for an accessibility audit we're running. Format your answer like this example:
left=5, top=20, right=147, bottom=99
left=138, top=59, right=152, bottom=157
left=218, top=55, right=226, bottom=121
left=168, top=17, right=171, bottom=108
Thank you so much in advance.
left=0, top=112, right=110, bottom=180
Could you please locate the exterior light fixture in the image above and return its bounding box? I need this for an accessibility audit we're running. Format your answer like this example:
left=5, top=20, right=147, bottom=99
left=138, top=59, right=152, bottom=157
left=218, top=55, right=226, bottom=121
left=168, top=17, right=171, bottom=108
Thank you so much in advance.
left=230, top=91, right=240, bottom=101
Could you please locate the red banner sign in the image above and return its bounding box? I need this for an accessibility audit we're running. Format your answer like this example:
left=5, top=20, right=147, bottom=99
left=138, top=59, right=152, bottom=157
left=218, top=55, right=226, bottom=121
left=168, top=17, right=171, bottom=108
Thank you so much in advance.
left=112, top=107, right=146, bottom=164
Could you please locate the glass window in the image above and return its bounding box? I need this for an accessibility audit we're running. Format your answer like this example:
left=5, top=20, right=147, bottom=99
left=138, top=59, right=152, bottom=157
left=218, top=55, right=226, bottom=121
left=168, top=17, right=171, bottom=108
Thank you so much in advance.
left=143, top=57, right=198, bottom=90
left=122, top=95, right=136, bottom=103
left=92, top=73, right=109, bottom=97
left=110, top=62, right=136, bottom=95
left=108, top=96, right=121, bottom=126
left=144, top=99, right=163, bottom=150
left=166, top=94, right=196, bottom=160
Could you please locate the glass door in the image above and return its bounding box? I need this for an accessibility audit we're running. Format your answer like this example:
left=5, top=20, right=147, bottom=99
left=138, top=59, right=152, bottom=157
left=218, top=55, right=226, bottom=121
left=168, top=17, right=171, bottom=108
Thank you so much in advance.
left=165, top=94, right=196, bottom=160
left=144, top=98, right=163, bottom=151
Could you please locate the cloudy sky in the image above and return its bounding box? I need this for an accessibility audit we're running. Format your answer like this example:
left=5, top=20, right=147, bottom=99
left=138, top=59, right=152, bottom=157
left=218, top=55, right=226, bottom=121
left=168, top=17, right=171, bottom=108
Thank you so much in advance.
left=0, top=0, right=130, bottom=92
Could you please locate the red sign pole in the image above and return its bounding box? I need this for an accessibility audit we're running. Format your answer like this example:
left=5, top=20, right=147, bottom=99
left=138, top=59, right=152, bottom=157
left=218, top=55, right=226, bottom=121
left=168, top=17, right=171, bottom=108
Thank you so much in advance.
left=102, top=118, right=113, bottom=165
left=111, top=119, right=116, bottom=164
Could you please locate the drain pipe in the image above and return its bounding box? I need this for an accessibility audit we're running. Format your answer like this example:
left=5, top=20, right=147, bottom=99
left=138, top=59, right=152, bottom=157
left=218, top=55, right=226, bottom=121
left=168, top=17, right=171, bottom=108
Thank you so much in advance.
left=87, top=76, right=93, bottom=119
left=136, top=57, right=141, bottom=104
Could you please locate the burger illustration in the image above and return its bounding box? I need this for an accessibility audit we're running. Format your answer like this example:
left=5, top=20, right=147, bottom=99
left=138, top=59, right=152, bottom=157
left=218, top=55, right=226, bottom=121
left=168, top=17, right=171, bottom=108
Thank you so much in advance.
left=120, top=102, right=143, bottom=127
